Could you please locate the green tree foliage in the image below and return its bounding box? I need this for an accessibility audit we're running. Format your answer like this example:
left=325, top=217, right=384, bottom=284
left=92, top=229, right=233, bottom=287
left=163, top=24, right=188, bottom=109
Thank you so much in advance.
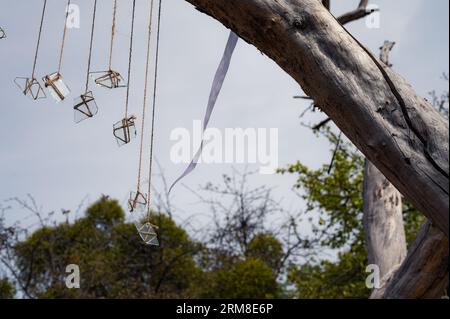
left=206, top=258, right=279, bottom=299
left=0, top=277, right=15, bottom=299
left=198, top=232, right=284, bottom=299
left=12, top=197, right=202, bottom=299
left=288, top=246, right=369, bottom=299
left=246, top=234, right=284, bottom=272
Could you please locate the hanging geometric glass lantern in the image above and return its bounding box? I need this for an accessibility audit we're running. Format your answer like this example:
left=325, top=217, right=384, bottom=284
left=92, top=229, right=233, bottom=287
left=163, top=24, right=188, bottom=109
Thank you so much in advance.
left=91, top=70, right=126, bottom=89
left=113, top=116, right=137, bottom=146
left=135, top=222, right=159, bottom=246
left=0, top=27, right=6, bottom=39
left=42, top=72, right=70, bottom=102
left=14, top=77, right=46, bottom=100
left=73, top=91, right=98, bottom=123
left=128, top=191, right=147, bottom=213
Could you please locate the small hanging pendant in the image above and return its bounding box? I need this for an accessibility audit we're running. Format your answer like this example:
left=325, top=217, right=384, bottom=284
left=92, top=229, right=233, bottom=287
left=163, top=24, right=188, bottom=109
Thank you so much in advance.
left=113, top=116, right=137, bottom=146
left=128, top=191, right=147, bottom=213
left=91, top=69, right=126, bottom=89
left=43, top=72, right=70, bottom=102
left=73, top=91, right=98, bottom=123
left=14, top=77, right=46, bottom=100
left=135, top=222, right=159, bottom=246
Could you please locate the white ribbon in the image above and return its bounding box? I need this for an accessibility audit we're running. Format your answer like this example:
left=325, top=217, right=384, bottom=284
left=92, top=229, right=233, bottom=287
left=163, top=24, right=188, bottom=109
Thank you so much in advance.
left=169, top=31, right=239, bottom=194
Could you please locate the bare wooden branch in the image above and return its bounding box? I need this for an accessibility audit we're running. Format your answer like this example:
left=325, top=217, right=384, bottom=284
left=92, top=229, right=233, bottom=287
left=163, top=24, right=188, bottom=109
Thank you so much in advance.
left=293, top=95, right=313, bottom=100
left=371, top=220, right=449, bottom=299
left=337, top=0, right=377, bottom=25
left=380, top=41, right=396, bottom=67
left=312, top=118, right=332, bottom=131
left=184, top=0, right=449, bottom=236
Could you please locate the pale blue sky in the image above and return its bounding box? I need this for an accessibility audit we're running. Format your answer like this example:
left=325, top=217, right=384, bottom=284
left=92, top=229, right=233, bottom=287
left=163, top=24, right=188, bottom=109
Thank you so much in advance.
left=0, top=0, right=448, bottom=230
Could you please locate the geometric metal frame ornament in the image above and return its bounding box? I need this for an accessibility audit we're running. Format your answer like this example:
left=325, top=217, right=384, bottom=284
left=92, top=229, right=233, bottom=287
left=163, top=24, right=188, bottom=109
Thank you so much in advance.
left=42, top=72, right=70, bottom=102
left=14, top=77, right=46, bottom=100
left=113, top=116, right=137, bottom=146
left=73, top=91, right=98, bottom=123
left=135, top=222, right=159, bottom=246
left=0, top=27, right=6, bottom=39
left=91, top=69, right=126, bottom=89
left=128, top=191, right=148, bottom=213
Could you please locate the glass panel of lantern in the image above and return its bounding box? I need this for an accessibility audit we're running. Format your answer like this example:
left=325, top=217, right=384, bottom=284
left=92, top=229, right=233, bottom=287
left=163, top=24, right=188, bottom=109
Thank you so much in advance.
left=43, top=72, right=70, bottom=102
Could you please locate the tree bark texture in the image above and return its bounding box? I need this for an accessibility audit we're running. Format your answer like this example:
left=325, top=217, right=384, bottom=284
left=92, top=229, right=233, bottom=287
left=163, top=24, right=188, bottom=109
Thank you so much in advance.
left=363, top=160, right=407, bottom=279
left=371, top=220, right=449, bottom=299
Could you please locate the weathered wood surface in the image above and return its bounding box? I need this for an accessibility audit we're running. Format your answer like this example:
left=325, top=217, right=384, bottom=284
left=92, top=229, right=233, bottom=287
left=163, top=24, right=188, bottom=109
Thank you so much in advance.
left=363, top=160, right=407, bottom=278
left=371, top=220, right=449, bottom=299
left=184, top=0, right=450, bottom=236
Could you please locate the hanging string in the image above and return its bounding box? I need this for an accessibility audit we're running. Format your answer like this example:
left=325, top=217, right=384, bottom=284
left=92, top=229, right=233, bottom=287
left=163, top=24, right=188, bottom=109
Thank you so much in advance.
left=31, top=0, right=48, bottom=78
left=57, top=0, right=71, bottom=74
left=108, top=0, right=118, bottom=70
left=85, top=0, right=98, bottom=93
left=124, top=0, right=137, bottom=119
left=136, top=0, right=156, bottom=193
left=146, top=0, right=163, bottom=223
